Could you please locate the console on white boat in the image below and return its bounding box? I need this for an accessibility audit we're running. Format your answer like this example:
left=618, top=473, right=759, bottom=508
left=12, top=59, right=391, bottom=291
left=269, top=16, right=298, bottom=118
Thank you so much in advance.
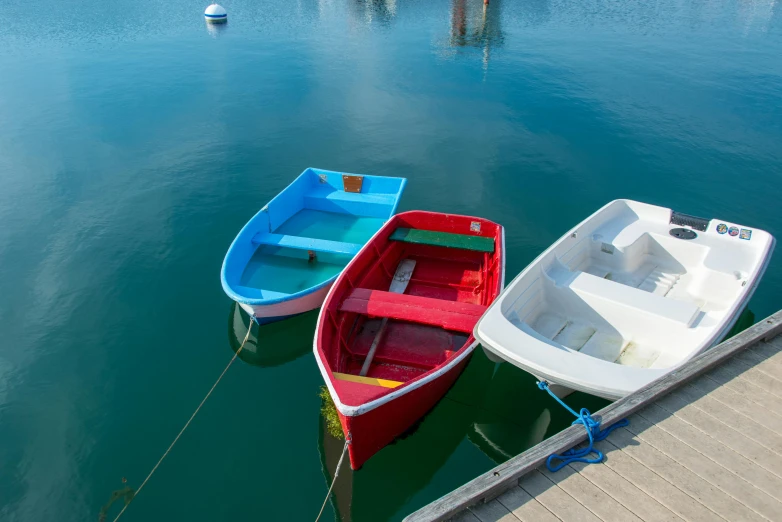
left=475, top=200, right=774, bottom=400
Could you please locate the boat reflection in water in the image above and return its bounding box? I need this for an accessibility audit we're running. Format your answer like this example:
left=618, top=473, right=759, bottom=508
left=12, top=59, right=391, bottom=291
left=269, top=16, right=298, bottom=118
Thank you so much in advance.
left=467, top=363, right=607, bottom=463
left=468, top=364, right=553, bottom=463
left=227, top=302, right=316, bottom=367
left=317, top=349, right=495, bottom=521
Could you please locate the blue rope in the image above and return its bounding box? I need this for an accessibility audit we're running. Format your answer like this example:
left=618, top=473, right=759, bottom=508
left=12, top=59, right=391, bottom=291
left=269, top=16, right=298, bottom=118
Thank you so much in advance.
left=537, top=381, right=629, bottom=472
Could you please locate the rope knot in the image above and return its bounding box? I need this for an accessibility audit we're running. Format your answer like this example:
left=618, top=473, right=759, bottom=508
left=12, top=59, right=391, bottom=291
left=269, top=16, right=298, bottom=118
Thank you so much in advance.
left=537, top=383, right=628, bottom=472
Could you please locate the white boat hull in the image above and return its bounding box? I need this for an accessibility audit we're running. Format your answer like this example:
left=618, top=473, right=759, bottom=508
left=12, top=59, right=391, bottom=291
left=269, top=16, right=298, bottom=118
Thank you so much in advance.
left=476, top=200, right=775, bottom=400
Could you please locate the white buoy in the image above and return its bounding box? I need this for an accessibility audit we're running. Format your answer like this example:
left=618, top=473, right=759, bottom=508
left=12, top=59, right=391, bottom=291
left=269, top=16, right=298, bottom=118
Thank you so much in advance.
left=205, top=3, right=227, bottom=23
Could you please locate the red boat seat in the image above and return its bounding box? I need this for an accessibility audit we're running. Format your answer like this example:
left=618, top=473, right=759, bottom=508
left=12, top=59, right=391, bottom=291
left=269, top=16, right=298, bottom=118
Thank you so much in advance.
left=338, top=288, right=486, bottom=334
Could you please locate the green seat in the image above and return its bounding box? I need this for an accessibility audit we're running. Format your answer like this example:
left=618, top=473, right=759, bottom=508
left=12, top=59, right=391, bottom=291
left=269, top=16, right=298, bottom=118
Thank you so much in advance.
left=390, top=228, right=495, bottom=253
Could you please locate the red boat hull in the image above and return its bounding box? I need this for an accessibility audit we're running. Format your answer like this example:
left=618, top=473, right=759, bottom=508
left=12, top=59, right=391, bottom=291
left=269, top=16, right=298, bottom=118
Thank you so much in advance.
left=316, top=211, right=504, bottom=469
left=337, top=351, right=472, bottom=469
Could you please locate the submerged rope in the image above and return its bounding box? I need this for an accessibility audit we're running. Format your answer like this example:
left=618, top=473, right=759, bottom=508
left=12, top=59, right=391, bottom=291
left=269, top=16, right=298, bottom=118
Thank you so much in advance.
left=537, top=381, right=628, bottom=472
left=315, top=437, right=350, bottom=522
left=111, top=316, right=256, bottom=522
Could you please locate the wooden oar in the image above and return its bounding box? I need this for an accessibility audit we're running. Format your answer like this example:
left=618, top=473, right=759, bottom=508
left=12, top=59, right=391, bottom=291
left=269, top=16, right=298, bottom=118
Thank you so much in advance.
left=359, top=259, right=416, bottom=377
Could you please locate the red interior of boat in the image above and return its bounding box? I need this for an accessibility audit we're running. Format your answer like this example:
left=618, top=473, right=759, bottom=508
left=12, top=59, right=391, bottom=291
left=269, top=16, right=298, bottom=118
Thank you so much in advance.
left=318, top=212, right=502, bottom=406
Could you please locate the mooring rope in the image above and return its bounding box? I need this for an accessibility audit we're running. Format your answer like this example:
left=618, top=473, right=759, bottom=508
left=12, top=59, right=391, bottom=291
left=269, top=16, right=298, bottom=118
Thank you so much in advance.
left=315, top=437, right=350, bottom=522
left=537, top=381, right=628, bottom=472
left=111, top=316, right=256, bottom=522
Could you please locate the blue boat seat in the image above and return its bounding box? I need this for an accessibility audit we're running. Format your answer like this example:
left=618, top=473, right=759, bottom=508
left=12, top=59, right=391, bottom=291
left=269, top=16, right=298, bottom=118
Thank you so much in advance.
left=303, top=185, right=397, bottom=218
left=251, top=232, right=362, bottom=256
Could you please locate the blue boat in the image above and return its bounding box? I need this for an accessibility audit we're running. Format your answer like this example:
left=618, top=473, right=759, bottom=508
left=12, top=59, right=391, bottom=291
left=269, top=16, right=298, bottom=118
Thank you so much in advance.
left=221, top=168, right=407, bottom=325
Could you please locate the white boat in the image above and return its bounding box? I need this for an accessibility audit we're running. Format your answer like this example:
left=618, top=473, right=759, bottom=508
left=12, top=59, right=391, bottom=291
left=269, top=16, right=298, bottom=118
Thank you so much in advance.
left=475, top=200, right=775, bottom=400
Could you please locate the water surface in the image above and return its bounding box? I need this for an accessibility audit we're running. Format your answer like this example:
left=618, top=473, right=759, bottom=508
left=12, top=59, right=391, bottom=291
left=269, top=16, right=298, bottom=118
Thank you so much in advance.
left=1, top=0, right=781, bottom=520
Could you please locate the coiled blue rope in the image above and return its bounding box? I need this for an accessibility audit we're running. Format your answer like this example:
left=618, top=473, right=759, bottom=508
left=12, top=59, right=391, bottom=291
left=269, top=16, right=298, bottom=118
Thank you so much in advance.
left=537, top=381, right=629, bottom=472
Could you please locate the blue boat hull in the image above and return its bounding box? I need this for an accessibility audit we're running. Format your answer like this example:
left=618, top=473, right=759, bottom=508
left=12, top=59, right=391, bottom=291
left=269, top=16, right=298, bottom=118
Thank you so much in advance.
left=221, top=168, right=406, bottom=319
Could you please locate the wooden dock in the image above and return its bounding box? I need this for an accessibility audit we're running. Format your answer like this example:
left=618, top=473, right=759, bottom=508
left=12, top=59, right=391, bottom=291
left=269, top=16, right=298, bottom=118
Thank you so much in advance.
left=405, top=310, right=782, bottom=522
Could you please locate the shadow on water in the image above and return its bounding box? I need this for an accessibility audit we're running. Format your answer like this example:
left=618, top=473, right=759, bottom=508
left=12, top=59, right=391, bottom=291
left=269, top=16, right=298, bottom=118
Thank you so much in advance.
left=725, top=308, right=755, bottom=341
left=318, top=348, right=496, bottom=521
left=227, top=303, right=316, bottom=367
left=467, top=353, right=609, bottom=464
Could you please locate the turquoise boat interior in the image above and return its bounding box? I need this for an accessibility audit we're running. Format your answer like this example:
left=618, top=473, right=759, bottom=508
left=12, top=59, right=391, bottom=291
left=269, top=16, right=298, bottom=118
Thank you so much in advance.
left=221, top=168, right=407, bottom=306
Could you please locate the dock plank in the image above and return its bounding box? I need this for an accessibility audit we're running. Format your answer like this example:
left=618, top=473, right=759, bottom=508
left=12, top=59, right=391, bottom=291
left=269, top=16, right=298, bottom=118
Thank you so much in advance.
left=659, top=386, right=782, bottom=460
left=451, top=511, right=483, bottom=522
left=606, top=427, right=763, bottom=522
left=685, top=378, right=782, bottom=433
left=597, top=439, right=723, bottom=521
left=723, top=356, right=782, bottom=397
left=404, top=311, right=782, bottom=522
left=568, top=458, right=682, bottom=522
left=701, top=370, right=782, bottom=418
left=624, top=412, right=782, bottom=520
left=636, top=403, right=782, bottom=501
left=734, top=349, right=782, bottom=383
left=742, top=345, right=782, bottom=372
left=747, top=338, right=782, bottom=363
left=469, top=498, right=519, bottom=522
left=518, top=470, right=601, bottom=522
left=539, top=464, right=642, bottom=522
left=494, top=486, right=560, bottom=522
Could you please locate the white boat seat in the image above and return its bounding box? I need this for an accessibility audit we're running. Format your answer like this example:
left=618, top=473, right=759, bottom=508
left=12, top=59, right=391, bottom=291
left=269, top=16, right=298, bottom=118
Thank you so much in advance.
left=568, top=271, right=700, bottom=326
left=604, top=220, right=648, bottom=250
left=251, top=233, right=362, bottom=256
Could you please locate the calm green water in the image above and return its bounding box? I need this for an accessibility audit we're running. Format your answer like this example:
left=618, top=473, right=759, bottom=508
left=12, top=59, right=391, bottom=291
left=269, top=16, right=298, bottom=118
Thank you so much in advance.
left=1, top=0, right=781, bottom=520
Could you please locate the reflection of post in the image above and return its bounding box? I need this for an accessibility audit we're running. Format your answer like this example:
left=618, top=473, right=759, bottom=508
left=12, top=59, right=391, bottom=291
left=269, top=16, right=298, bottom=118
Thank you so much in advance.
left=482, top=2, right=490, bottom=71
left=451, top=0, right=467, bottom=43
left=450, top=0, right=503, bottom=49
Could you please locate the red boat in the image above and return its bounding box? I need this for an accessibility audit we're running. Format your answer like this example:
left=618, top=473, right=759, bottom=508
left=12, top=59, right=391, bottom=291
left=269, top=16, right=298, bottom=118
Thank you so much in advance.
left=315, top=211, right=505, bottom=469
